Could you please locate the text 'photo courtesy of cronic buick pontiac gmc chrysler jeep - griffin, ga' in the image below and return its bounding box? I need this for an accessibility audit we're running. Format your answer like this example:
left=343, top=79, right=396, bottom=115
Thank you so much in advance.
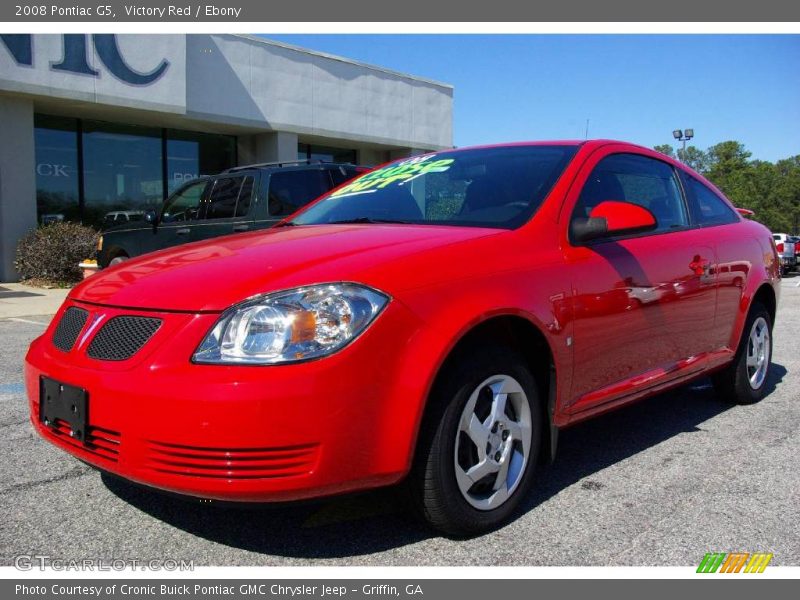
left=26, top=140, right=780, bottom=536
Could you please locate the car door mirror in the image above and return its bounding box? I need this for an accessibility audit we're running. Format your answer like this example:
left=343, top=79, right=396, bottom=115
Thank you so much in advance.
left=143, top=209, right=157, bottom=224
left=573, top=200, right=657, bottom=243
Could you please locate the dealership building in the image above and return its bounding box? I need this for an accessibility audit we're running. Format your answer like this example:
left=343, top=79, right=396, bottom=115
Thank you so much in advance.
left=0, top=34, right=453, bottom=280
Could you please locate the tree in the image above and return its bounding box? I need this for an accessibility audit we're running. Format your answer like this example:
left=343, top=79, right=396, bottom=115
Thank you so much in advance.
left=653, top=144, right=675, bottom=158
left=651, top=140, right=800, bottom=234
left=677, top=146, right=708, bottom=173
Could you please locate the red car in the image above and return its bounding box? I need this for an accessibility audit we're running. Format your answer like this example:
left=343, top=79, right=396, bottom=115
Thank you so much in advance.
left=26, top=141, right=780, bottom=535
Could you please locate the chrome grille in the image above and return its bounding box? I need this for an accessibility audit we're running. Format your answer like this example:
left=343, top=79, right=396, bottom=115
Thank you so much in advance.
left=52, top=307, right=88, bottom=352
left=87, top=316, right=162, bottom=361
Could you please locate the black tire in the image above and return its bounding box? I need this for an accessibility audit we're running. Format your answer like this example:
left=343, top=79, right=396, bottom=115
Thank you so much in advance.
left=712, top=301, right=772, bottom=405
left=409, top=345, right=542, bottom=536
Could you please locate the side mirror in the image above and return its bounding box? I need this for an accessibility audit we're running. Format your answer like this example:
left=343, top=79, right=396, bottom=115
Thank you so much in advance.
left=144, top=209, right=157, bottom=224
left=573, top=200, right=657, bottom=243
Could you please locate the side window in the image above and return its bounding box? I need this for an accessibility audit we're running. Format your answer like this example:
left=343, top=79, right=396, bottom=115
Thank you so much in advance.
left=572, top=153, right=688, bottom=235
left=235, top=176, right=254, bottom=218
left=684, top=175, right=738, bottom=226
left=205, top=177, right=243, bottom=220
left=161, top=181, right=207, bottom=223
left=268, top=170, right=330, bottom=217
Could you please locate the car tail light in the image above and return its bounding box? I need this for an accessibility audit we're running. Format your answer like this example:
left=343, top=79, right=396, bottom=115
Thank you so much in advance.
left=776, top=242, right=784, bottom=253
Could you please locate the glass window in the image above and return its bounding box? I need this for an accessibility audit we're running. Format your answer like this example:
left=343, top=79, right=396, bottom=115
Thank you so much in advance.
left=298, top=143, right=357, bottom=164
left=235, top=176, right=254, bottom=218
left=292, top=146, right=577, bottom=229
left=34, top=115, right=80, bottom=224
left=166, top=130, right=236, bottom=194
left=204, top=177, right=244, bottom=220
left=573, top=153, right=688, bottom=234
left=329, top=166, right=363, bottom=187
left=268, top=170, right=332, bottom=217
left=684, top=175, right=739, bottom=226
left=82, top=121, right=163, bottom=228
left=161, top=180, right=207, bottom=223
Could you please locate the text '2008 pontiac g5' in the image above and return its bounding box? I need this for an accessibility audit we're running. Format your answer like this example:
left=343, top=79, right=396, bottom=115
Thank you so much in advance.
left=26, top=141, right=780, bottom=535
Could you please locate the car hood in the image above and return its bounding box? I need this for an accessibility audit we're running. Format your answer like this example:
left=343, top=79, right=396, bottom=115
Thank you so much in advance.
left=70, top=224, right=503, bottom=312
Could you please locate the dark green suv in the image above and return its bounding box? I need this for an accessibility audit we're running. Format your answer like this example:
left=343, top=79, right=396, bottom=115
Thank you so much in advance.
left=97, top=161, right=366, bottom=268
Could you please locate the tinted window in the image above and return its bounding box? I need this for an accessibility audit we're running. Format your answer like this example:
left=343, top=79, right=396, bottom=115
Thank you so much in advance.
left=161, top=180, right=207, bottom=222
left=329, top=166, right=362, bottom=187
left=82, top=121, right=163, bottom=228
left=34, top=115, right=80, bottom=224
left=268, top=170, right=331, bottom=217
left=573, top=153, right=688, bottom=234
left=205, top=177, right=243, bottom=220
left=292, top=146, right=577, bottom=229
left=235, top=176, right=255, bottom=218
left=166, top=130, right=237, bottom=194
left=684, top=175, right=738, bottom=226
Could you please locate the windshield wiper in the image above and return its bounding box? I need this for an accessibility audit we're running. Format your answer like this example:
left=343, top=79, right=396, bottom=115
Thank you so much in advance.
left=273, top=221, right=297, bottom=227
left=327, top=217, right=414, bottom=225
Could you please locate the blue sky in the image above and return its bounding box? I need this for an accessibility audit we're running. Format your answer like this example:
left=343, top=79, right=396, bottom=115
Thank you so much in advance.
left=261, top=35, right=799, bottom=162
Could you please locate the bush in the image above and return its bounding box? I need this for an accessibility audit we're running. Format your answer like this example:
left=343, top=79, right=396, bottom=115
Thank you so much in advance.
left=14, top=222, right=99, bottom=286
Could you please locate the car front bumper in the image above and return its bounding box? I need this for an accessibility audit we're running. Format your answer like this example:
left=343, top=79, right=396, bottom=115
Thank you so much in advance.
left=25, top=299, right=428, bottom=502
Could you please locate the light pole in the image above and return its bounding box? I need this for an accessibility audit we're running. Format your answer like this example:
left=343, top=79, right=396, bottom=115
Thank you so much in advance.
left=672, top=128, right=694, bottom=162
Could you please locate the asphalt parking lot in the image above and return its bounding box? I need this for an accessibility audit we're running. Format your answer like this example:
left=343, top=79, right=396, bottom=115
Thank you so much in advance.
left=1, top=278, right=798, bottom=567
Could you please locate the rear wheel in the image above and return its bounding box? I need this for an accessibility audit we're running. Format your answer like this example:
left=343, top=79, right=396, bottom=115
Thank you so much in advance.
left=410, top=346, right=542, bottom=536
left=712, top=302, right=772, bottom=405
left=109, top=254, right=129, bottom=267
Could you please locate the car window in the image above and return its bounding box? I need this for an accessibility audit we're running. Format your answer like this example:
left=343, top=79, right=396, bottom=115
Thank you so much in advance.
left=235, top=176, right=255, bottom=218
left=205, top=177, right=244, bottom=220
left=268, top=170, right=331, bottom=217
left=292, top=146, right=577, bottom=229
left=683, top=175, right=739, bottom=226
left=572, top=153, right=688, bottom=235
left=161, top=180, right=207, bottom=223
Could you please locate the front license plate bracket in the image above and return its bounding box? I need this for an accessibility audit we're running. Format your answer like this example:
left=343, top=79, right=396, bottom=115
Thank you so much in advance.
left=39, top=377, right=88, bottom=442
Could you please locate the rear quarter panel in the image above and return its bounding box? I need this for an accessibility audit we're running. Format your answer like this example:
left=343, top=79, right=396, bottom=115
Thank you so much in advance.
left=714, top=219, right=781, bottom=351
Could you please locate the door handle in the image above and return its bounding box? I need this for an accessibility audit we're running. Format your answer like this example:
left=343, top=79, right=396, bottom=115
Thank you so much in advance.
left=233, top=224, right=250, bottom=232
left=176, top=228, right=191, bottom=235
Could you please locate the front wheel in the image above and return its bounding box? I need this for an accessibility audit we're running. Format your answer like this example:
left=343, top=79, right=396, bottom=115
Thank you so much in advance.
left=410, top=347, right=542, bottom=536
left=109, top=254, right=129, bottom=267
left=712, top=302, right=772, bottom=405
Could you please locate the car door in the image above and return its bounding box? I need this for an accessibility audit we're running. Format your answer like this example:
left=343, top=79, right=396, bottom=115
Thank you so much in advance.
left=680, top=170, right=753, bottom=351
left=561, top=149, right=718, bottom=413
left=192, top=174, right=255, bottom=242
left=141, top=179, right=210, bottom=254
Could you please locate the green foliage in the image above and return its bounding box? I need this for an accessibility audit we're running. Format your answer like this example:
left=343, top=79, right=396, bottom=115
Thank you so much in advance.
left=14, top=222, right=99, bottom=285
left=653, top=140, right=800, bottom=233
left=654, top=144, right=676, bottom=158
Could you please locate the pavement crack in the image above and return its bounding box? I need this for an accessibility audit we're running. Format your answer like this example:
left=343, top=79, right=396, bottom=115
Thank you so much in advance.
left=0, top=464, right=92, bottom=495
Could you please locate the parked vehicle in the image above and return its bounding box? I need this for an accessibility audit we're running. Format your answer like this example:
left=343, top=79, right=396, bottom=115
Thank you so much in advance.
left=26, top=141, right=780, bottom=535
left=96, top=161, right=366, bottom=267
left=772, top=233, right=796, bottom=274
left=790, top=236, right=800, bottom=261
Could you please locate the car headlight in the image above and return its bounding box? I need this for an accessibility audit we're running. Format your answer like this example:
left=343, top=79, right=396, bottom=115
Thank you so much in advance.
left=192, top=283, right=390, bottom=365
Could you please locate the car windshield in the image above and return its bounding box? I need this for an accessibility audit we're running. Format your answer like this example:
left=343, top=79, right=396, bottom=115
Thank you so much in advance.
left=290, top=145, right=577, bottom=229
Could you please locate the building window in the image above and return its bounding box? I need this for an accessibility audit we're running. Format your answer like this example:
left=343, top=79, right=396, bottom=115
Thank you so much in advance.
left=32, top=114, right=237, bottom=228
left=82, top=121, right=164, bottom=228
left=297, top=143, right=356, bottom=164
left=34, top=115, right=80, bottom=224
left=166, top=130, right=237, bottom=194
